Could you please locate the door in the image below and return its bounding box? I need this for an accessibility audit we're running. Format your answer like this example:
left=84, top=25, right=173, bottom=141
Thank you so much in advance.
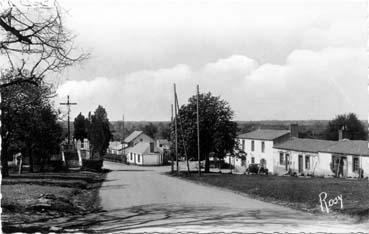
left=298, top=155, right=303, bottom=173
left=342, top=157, right=348, bottom=177
left=285, top=154, right=289, bottom=171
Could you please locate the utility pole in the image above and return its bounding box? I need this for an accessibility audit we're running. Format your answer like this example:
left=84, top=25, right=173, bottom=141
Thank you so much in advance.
left=171, top=104, right=174, bottom=173
left=60, top=95, right=77, bottom=145
left=122, top=114, right=125, bottom=162
left=174, top=84, right=179, bottom=175
left=197, top=85, right=201, bottom=176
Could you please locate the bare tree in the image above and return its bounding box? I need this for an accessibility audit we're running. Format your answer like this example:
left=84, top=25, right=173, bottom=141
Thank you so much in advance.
left=0, top=0, right=88, bottom=176
left=0, top=0, right=88, bottom=85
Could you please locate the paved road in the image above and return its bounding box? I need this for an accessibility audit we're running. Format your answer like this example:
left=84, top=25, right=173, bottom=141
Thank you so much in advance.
left=89, top=161, right=369, bottom=233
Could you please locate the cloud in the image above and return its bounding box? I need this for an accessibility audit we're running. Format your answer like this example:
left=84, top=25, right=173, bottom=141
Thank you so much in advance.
left=204, top=55, right=258, bottom=75
left=56, top=47, right=367, bottom=121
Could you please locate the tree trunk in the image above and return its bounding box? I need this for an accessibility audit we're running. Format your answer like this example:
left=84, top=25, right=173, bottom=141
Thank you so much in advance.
left=40, top=154, right=45, bottom=172
left=28, top=144, right=34, bottom=173
left=205, top=154, right=210, bottom=173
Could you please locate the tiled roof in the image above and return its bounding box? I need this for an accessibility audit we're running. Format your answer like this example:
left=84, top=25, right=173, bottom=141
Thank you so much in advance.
left=124, top=130, right=143, bottom=143
left=126, top=142, right=160, bottom=155
left=321, top=140, right=369, bottom=156
left=238, top=129, right=290, bottom=141
left=274, top=137, right=337, bottom=153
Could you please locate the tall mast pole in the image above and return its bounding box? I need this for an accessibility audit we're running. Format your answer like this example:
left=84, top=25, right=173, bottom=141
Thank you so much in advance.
left=174, top=84, right=179, bottom=175
left=171, top=104, right=174, bottom=173
left=197, top=85, right=201, bottom=176
left=122, top=114, right=125, bottom=161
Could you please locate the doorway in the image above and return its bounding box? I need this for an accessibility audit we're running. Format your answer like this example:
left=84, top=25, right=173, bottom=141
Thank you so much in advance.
left=298, top=155, right=303, bottom=173
left=285, top=154, right=290, bottom=171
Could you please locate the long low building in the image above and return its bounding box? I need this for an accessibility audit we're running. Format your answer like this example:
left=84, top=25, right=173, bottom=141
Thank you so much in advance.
left=274, top=138, right=369, bottom=178
left=234, top=126, right=369, bottom=178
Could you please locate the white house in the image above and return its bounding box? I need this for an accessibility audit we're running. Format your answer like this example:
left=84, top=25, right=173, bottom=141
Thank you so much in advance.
left=236, top=128, right=292, bottom=173
left=319, top=140, right=369, bottom=178
left=274, top=137, right=369, bottom=178
left=273, top=137, right=337, bottom=176
left=126, top=141, right=163, bottom=166
left=124, top=130, right=154, bottom=147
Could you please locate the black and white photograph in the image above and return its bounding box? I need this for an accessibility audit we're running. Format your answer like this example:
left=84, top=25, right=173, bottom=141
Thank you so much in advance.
left=1, top=0, right=369, bottom=233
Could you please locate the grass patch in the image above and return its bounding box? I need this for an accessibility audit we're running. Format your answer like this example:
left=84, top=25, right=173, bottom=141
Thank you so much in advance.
left=172, top=172, right=369, bottom=221
left=1, top=170, right=107, bottom=232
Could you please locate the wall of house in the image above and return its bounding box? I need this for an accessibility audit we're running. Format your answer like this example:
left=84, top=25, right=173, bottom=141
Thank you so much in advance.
left=318, top=152, right=369, bottom=178
left=241, top=139, right=274, bottom=173
left=131, top=134, right=154, bottom=146
left=127, top=151, right=136, bottom=164
left=135, top=153, right=143, bottom=165
left=272, top=150, right=369, bottom=178
left=273, top=149, right=320, bottom=176
left=142, top=154, right=162, bottom=165
left=314, top=152, right=334, bottom=177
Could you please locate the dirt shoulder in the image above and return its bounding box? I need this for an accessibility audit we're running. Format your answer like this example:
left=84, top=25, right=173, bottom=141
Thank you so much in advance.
left=1, top=170, right=108, bottom=233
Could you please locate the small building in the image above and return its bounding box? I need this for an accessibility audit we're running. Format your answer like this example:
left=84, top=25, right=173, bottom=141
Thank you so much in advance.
left=75, top=138, right=91, bottom=160
left=124, top=130, right=154, bottom=147
left=108, top=141, right=123, bottom=155
left=273, top=137, right=337, bottom=176
left=319, top=140, right=369, bottom=178
left=126, top=141, right=163, bottom=166
left=236, top=128, right=292, bottom=173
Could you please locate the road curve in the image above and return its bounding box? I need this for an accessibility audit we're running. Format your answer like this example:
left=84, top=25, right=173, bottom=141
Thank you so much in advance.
left=89, top=161, right=369, bottom=233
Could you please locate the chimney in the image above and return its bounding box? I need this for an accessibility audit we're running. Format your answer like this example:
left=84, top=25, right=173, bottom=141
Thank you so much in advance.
left=150, top=142, right=155, bottom=153
left=338, top=129, right=343, bottom=141
left=290, top=124, right=299, bottom=138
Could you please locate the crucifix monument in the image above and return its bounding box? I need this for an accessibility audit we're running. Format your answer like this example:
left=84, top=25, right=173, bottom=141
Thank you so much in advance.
left=60, top=95, right=77, bottom=145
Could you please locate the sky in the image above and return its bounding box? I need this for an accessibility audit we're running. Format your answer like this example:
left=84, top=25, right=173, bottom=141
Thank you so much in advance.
left=54, top=0, right=368, bottom=121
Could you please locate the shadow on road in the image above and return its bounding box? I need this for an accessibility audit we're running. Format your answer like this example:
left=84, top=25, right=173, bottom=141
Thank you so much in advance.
left=52, top=203, right=328, bottom=233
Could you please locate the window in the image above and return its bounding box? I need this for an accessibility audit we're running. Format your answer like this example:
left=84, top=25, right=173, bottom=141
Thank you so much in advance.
left=261, top=141, right=265, bottom=153
left=279, top=152, right=284, bottom=165
left=251, top=140, right=255, bottom=151
left=137, top=154, right=141, bottom=163
left=130, top=153, right=133, bottom=160
left=353, top=157, right=359, bottom=172
left=242, top=140, right=245, bottom=150
left=251, top=157, right=255, bottom=164
left=305, top=155, right=310, bottom=170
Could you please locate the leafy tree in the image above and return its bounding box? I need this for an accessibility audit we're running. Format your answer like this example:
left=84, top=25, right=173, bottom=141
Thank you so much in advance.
left=74, top=113, right=88, bottom=141
left=158, top=123, right=171, bottom=140
left=174, top=92, right=238, bottom=172
left=1, top=0, right=87, bottom=176
left=88, top=106, right=111, bottom=159
left=31, top=104, right=63, bottom=172
left=143, top=123, right=158, bottom=139
left=325, top=113, right=366, bottom=140
left=1, top=71, right=62, bottom=175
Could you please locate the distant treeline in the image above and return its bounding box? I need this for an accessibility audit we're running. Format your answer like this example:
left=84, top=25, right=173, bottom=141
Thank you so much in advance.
left=64, top=119, right=368, bottom=142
